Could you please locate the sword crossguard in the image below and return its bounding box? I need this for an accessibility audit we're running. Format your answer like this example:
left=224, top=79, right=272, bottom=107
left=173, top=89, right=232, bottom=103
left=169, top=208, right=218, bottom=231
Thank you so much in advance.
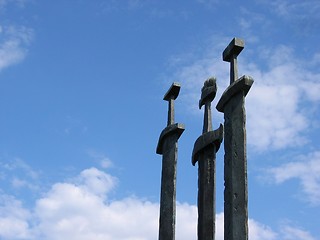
left=192, top=124, right=223, bottom=166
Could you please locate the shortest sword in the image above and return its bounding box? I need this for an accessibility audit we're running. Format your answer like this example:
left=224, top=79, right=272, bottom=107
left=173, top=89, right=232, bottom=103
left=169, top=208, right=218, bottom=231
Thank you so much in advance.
left=192, top=77, right=223, bottom=240
left=156, top=82, right=185, bottom=240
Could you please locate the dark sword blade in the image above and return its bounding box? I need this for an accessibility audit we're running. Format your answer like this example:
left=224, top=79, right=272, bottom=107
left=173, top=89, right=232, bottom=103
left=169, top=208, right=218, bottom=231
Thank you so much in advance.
left=197, top=145, right=216, bottom=240
left=157, top=82, right=184, bottom=240
left=223, top=91, right=248, bottom=240
left=218, top=37, right=254, bottom=240
left=192, top=78, right=223, bottom=240
left=158, top=135, right=179, bottom=240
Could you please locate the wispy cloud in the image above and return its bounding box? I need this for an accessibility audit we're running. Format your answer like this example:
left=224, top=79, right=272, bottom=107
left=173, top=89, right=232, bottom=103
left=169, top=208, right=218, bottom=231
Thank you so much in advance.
left=63, top=116, right=88, bottom=136
left=0, top=0, right=33, bottom=71
left=0, top=157, right=40, bottom=194
left=0, top=0, right=28, bottom=9
left=0, top=25, right=33, bottom=72
left=98, top=0, right=148, bottom=14
left=11, top=177, right=39, bottom=191
left=260, top=0, right=320, bottom=36
left=269, top=0, right=320, bottom=21
left=196, top=0, right=219, bottom=8
left=280, top=225, right=316, bottom=240
left=266, top=151, right=320, bottom=205
left=86, top=150, right=113, bottom=169
left=1, top=157, right=39, bottom=180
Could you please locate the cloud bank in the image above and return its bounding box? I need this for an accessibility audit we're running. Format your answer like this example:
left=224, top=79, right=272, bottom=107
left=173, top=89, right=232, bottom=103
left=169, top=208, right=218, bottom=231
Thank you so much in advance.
left=0, top=166, right=315, bottom=240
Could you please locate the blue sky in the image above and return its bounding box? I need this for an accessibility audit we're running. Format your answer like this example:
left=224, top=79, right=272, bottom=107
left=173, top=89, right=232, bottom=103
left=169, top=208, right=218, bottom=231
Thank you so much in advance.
left=0, top=0, right=319, bottom=239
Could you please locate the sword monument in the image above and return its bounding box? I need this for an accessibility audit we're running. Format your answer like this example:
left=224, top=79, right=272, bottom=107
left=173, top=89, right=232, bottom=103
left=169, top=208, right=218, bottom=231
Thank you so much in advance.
left=216, top=38, right=254, bottom=240
left=192, top=77, right=223, bottom=240
left=156, top=82, right=185, bottom=240
left=155, top=37, right=253, bottom=240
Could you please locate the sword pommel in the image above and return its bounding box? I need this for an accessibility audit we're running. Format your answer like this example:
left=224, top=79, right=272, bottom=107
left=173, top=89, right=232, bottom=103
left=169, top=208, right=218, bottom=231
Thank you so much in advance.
left=163, top=82, right=181, bottom=101
left=223, top=38, right=244, bottom=62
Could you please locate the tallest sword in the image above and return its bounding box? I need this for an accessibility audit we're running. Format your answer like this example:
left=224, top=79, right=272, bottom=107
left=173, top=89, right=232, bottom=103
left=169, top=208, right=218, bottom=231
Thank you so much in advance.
left=217, top=38, right=254, bottom=240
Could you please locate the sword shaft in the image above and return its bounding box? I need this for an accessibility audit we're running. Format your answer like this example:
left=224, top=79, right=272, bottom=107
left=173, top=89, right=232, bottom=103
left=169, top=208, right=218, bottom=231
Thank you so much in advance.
left=197, top=146, right=216, bottom=240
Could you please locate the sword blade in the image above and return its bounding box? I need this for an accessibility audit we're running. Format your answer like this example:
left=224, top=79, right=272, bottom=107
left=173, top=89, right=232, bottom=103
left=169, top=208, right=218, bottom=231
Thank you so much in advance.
left=158, top=135, right=179, bottom=240
left=197, top=146, right=216, bottom=240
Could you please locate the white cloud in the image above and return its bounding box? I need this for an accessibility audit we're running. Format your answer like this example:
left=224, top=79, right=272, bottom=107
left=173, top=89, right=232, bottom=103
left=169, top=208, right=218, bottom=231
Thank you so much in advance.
left=0, top=157, right=40, bottom=194
left=249, top=218, right=278, bottom=240
left=259, top=0, right=320, bottom=36
left=266, top=151, right=320, bottom=205
left=214, top=213, right=277, bottom=240
left=0, top=166, right=317, bottom=240
left=86, top=150, right=113, bottom=169
left=2, top=158, right=39, bottom=180
left=232, top=4, right=319, bottom=150
left=0, top=193, right=32, bottom=239
left=176, top=203, right=197, bottom=239
left=75, top=167, right=117, bottom=197
left=280, top=225, right=316, bottom=240
left=244, top=45, right=320, bottom=151
left=268, top=0, right=320, bottom=20
left=0, top=0, right=33, bottom=71
left=11, top=177, right=38, bottom=191
left=0, top=0, right=28, bottom=9
left=34, top=168, right=158, bottom=240
left=0, top=25, right=33, bottom=72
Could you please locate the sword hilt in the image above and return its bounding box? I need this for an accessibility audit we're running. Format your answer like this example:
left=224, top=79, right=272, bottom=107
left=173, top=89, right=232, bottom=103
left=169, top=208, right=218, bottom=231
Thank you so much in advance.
left=199, top=77, right=217, bottom=134
left=223, top=38, right=244, bottom=84
left=163, top=82, right=181, bottom=126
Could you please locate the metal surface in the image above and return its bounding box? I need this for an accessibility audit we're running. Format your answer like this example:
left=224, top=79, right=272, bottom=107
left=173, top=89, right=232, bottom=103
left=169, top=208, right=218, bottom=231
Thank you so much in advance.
left=217, top=38, right=253, bottom=240
left=164, top=82, right=181, bottom=126
left=192, top=77, right=223, bottom=240
left=157, top=82, right=184, bottom=240
left=223, top=38, right=244, bottom=85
